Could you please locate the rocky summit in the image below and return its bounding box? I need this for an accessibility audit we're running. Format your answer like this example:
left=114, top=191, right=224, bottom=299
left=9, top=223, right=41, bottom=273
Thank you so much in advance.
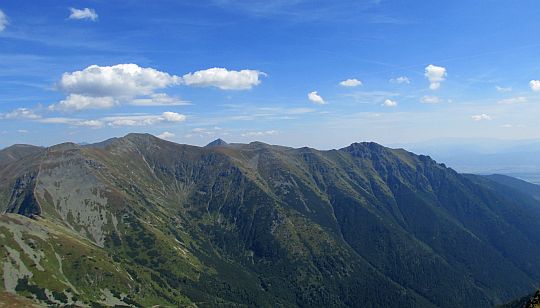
left=1, top=133, right=540, bottom=307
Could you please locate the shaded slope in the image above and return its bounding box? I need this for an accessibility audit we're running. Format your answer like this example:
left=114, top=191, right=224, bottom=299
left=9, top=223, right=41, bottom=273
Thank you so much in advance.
left=483, top=174, right=540, bottom=201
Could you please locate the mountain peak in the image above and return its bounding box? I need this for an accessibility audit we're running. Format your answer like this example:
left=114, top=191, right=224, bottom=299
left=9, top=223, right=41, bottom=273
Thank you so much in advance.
left=206, top=138, right=228, bottom=147
left=47, top=142, right=81, bottom=152
left=124, top=132, right=157, bottom=140
left=0, top=144, right=44, bottom=165
left=121, top=133, right=163, bottom=146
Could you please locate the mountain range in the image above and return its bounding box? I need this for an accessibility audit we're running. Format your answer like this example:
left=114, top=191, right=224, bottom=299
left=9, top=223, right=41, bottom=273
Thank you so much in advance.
left=397, top=138, right=540, bottom=185
left=1, top=133, right=540, bottom=307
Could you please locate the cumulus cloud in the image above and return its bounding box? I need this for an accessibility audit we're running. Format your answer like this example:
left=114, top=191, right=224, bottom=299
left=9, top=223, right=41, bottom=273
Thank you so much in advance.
left=50, top=94, right=117, bottom=111
left=382, top=99, right=397, bottom=107
left=69, top=8, right=98, bottom=21
left=59, top=64, right=180, bottom=97
left=52, top=64, right=264, bottom=111
left=104, top=112, right=186, bottom=126
left=157, top=131, right=175, bottom=140
left=424, top=64, right=447, bottom=90
left=53, top=64, right=182, bottom=111
left=2, top=108, right=41, bottom=120
left=471, top=114, right=492, bottom=121
left=339, top=79, right=362, bottom=87
left=0, top=9, right=8, bottom=32
left=308, top=91, right=325, bottom=104
left=498, top=96, right=527, bottom=105
left=161, top=111, right=186, bottom=122
left=182, top=68, right=265, bottom=90
left=496, top=86, right=512, bottom=93
left=131, top=93, right=189, bottom=106
left=241, top=130, right=278, bottom=137
left=420, top=95, right=442, bottom=104
left=530, top=80, right=540, bottom=91
left=390, top=76, right=410, bottom=84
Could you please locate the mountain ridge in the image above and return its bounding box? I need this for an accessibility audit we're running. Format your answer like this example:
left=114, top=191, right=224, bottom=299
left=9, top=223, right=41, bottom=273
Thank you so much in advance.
left=1, top=133, right=540, bottom=307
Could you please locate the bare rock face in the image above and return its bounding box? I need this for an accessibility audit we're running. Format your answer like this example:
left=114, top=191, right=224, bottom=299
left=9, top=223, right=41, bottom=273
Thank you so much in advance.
left=34, top=146, right=113, bottom=247
left=5, top=172, right=40, bottom=217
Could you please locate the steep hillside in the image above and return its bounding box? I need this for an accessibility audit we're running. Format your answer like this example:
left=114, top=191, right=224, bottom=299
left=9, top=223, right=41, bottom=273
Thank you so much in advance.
left=1, top=134, right=540, bottom=307
left=0, top=145, right=43, bottom=167
left=483, top=174, right=540, bottom=201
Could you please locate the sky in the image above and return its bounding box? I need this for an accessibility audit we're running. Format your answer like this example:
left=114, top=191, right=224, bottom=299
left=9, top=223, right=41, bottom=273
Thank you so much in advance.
left=1, top=0, right=540, bottom=149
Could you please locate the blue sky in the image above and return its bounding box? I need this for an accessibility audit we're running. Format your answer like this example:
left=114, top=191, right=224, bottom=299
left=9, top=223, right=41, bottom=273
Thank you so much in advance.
left=1, top=0, right=540, bottom=149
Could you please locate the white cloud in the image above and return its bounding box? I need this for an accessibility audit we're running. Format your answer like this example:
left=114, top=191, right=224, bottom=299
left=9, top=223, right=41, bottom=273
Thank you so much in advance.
left=17, top=129, right=28, bottom=134
left=424, top=64, right=447, bottom=90
left=3, top=108, right=41, bottom=120
left=530, top=80, right=540, bottom=91
left=157, top=131, right=175, bottom=140
left=131, top=93, right=189, bottom=106
left=53, top=64, right=182, bottom=110
left=182, top=68, right=265, bottom=90
left=471, top=114, right=492, bottom=121
left=339, top=78, right=362, bottom=87
left=59, top=64, right=180, bottom=98
left=69, top=8, right=98, bottom=21
left=78, top=119, right=105, bottom=127
left=496, top=86, right=512, bottom=93
left=105, top=117, right=159, bottom=127
left=38, top=111, right=185, bottom=128
left=308, top=91, right=325, bottom=104
left=389, top=76, right=410, bottom=84
left=382, top=99, right=397, bottom=107
left=241, top=130, right=278, bottom=137
left=50, top=94, right=117, bottom=111
left=0, top=9, right=8, bottom=32
left=498, top=96, right=527, bottom=105
left=420, top=95, right=442, bottom=104
left=52, top=64, right=264, bottom=111
left=39, top=117, right=104, bottom=128
left=104, top=112, right=186, bottom=126
left=162, top=111, right=186, bottom=122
